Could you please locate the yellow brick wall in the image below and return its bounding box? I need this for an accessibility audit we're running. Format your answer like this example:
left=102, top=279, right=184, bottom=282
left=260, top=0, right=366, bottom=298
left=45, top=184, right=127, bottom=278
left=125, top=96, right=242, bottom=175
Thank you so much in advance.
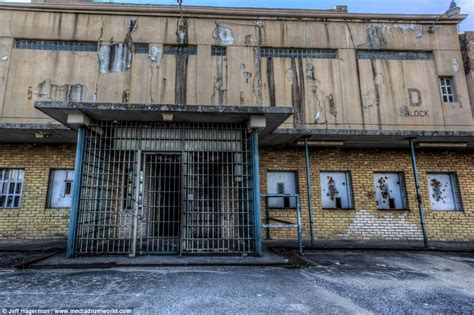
left=1, top=143, right=472, bottom=243
left=0, top=144, right=75, bottom=239
left=260, top=147, right=474, bottom=242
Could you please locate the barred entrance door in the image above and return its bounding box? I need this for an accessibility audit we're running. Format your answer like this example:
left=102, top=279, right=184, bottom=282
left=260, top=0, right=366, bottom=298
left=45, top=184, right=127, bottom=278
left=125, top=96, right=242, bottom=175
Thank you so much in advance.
left=140, top=153, right=182, bottom=254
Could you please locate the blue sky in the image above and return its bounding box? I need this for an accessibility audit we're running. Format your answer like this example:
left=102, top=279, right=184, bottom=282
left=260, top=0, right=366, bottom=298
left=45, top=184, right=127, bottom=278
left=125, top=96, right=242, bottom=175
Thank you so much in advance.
left=93, top=0, right=473, bottom=31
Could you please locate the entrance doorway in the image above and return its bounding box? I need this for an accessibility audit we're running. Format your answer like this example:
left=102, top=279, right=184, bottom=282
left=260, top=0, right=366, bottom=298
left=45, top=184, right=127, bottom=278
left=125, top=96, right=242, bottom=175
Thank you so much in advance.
left=140, top=153, right=181, bottom=254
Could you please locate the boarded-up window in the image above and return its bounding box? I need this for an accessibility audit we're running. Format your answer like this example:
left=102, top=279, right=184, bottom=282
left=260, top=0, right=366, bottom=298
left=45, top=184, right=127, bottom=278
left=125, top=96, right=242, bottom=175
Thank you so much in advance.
left=373, top=172, right=408, bottom=210
left=320, top=171, right=353, bottom=209
left=266, top=171, right=297, bottom=208
left=47, top=169, right=74, bottom=208
left=426, top=173, right=462, bottom=211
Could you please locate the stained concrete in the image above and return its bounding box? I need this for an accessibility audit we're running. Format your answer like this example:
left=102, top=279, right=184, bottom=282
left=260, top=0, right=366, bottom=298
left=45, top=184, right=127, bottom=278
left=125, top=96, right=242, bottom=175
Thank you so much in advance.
left=29, top=247, right=290, bottom=269
left=0, top=250, right=473, bottom=314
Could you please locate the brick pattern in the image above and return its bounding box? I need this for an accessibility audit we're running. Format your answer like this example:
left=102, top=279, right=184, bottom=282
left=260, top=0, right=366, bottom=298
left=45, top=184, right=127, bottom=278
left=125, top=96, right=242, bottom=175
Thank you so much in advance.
left=0, top=144, right=75, bottom=239
left=260, top=148, right=474, bottom=242
left=1, top=144, right=472, bottom=243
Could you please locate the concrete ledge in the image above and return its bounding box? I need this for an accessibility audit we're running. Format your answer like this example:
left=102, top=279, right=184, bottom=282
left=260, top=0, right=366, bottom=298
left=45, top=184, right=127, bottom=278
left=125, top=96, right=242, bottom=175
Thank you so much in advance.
left=0, top=239, right=66, bottom=251
left=264, top=240, right=474, bottom=252
left=28, top=247, right=290, bottom=269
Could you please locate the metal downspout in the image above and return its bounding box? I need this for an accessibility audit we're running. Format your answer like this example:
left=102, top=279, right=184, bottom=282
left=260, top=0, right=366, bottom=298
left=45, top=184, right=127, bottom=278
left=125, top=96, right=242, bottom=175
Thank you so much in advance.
left=251, top=130, right=262, bottom=256
left=304, top=138, right=315, bottom=246
left=66, top=127, right=85, bottom=258
left=408, top=138, right=429, bottom=249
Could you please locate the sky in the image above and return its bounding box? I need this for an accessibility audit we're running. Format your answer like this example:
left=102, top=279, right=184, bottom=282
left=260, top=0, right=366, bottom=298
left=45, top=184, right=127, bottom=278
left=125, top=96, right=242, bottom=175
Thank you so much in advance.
left=2, top=0, right=473, bottom=31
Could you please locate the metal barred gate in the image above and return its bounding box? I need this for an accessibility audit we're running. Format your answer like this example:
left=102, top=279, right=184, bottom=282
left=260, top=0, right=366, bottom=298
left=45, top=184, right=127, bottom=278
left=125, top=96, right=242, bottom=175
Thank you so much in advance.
left=73, top=121, right=255, bottom=255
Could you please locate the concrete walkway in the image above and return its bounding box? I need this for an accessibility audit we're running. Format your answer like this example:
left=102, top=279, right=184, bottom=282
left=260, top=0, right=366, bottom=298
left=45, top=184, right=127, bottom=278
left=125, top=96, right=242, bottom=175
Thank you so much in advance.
left=1, top=250, right=473, bottom=314
left=29, top=247, right=291, bottom=269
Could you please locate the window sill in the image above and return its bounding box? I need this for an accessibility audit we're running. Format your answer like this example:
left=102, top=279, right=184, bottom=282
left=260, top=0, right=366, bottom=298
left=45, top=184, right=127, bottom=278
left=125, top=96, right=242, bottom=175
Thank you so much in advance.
left=377, top=208, right=411, bottom=211
left=322, top=208, right=355, bottom=211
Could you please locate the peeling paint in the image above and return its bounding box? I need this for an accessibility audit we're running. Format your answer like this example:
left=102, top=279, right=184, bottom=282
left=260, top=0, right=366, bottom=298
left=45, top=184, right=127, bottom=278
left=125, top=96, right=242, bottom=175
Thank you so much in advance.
left=366, top=23, right=423, bottom=49
left=176, top=18, right=188, bottom=44
left=451, top=58, right=460, bottom=73
left=149, top=45, right=163, bottom=68
left=35, top=79, right=87, bottom=102
left=99, top=43, right=132, bottom=73
left=213, top=54, right=225, bottom=105
left=240, top=64, right=252, bottom=83
left=213, top=25, right=234, bottom=46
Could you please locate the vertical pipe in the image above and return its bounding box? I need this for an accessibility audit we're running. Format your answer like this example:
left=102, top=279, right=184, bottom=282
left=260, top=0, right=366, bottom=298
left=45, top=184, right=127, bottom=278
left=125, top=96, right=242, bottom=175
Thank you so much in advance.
left=296, top=194, right=303, bottom=256
left=304, top=138, right=315, bottom=246
left=265, top=196, right=270, bottom=240
left=251, top=130, right=262, bottom=256
left=66, top=127, right=85, bottom=258
left=130, top=150, right=142, bottom=257
left=409, top=139, right=428, bottom=249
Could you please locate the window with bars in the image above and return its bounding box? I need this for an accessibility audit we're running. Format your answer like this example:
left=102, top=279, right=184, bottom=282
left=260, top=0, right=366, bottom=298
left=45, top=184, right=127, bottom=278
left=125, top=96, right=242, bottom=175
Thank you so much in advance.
left=0, top=169, right=25, bottom=208
left=439, top=77, right=457, bottom=102
left=163, top=45, right=197, bottom=56
left=260, top=48, right=336, bottom=59
left=15, top=39, right=97, bottom=52
left=356, top=50, right=432, bottom=60
left=211, top=46, right=226, bottom=56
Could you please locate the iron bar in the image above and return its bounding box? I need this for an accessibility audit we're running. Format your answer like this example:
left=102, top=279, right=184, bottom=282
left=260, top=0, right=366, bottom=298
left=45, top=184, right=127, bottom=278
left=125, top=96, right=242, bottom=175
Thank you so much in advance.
left=409, top=138, right=429, bottom=249
left=73, top=121, right=253, bottom=256
left=66, top=127, right=85, bottom=258
left=251, top=130, right=262, bottom=256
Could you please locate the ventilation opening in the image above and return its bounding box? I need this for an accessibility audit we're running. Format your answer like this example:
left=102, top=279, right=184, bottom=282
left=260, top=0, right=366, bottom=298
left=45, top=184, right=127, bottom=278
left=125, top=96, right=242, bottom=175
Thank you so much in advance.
left=260, top=48, right=336, bottom=59
left=15, top=39, right=97, bottom=52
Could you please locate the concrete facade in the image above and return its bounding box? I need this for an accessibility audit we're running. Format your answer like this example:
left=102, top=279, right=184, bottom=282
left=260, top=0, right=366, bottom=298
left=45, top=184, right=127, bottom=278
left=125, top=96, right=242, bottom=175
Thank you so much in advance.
left=0, top=3, right=473, bottom=249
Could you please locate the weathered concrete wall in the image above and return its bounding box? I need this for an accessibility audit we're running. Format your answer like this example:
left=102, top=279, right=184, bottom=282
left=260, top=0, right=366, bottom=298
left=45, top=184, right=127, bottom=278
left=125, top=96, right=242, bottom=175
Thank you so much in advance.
left=0, top=144, right=75, bottom=239
left=260, top=148, right=474, bottom=242
left=461, top=32, right=474, bottom=118
left=0, top=7, right=472, bottom=131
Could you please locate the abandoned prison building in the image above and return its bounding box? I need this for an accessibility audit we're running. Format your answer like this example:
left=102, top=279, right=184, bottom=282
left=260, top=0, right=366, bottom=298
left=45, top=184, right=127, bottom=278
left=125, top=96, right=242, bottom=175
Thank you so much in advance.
left=0, top=3, right=473, bottom=257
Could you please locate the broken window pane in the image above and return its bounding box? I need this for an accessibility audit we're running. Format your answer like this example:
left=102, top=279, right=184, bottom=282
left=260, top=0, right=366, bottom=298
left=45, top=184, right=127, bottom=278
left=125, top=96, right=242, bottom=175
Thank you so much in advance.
left=320, top=171, right=353, bottom=209
left=266, top=171, right=297, bottom=208
left=373, top=172, right=408, bottom=210
left=48, top=169, right=75, bottom=208
left=426, top=173, right=462, bottom=211
left=0, top=169, right=25, bottom=209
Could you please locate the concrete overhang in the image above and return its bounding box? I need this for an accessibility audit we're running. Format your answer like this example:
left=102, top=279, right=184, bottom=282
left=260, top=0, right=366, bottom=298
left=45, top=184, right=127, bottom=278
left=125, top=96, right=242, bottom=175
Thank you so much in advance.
left=34, top=101, right=294, bottom=138
left=265, top=128, right=474, bottom=149
left=0, top=123, right=76, bottom=144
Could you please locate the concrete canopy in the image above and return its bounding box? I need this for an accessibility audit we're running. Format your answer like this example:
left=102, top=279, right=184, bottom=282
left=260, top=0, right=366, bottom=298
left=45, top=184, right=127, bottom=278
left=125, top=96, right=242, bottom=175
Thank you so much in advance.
left=264, top=128, right=474, bottom=149
left=34, top=101, right=294, bottom=138
left=0, top=123, right=76, bottom=144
